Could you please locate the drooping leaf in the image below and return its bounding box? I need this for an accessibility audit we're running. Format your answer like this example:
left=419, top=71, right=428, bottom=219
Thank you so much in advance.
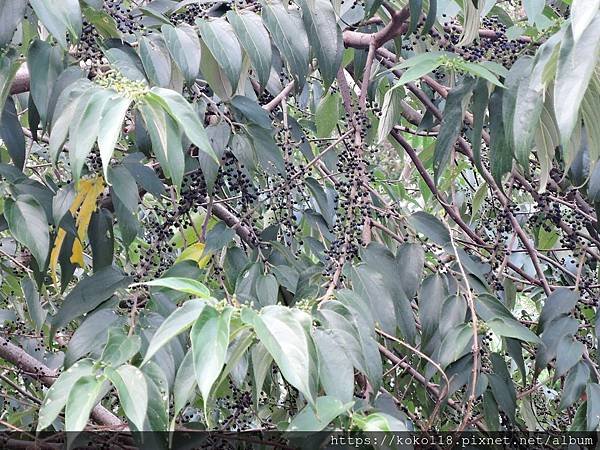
left=434, top=76, right=476, bottom=183
left=4, top=195, right=49, bottom=269
left=27, top=39, right=64, bottom=126
left=315, top=92, right=340, bottom=139
left=297, top=0, right=343, bottom=89
left=587, top=383, right=600, bottom=430
left=242, top=306, right=317, bottom=407
left=148, top=87, right=217, bottom=162
left=161, top=24, right=201, bottom=84
left=191, top=306, right=233, bottom=408
left=52, top=266, right=130, bottom=333
left=142, top=299, right=206, bottom=365
left=554, top=18, right=600, bottom=147
left=140, top=277, right=211, bottom=298
left=0, top=97, right=25, bottom=170
left=29, top=0, right=82, bottom=49
left=313, top=329, right=354, bottom=404
left=0, top=0, right=27, bottom=47
left=288, top=396, right=353, bottom=431
left=37, top=359, right=96, bottom=431
left=64, top=375, right=105, bottom=431
left=197, top=18, right=243, bottom=92
left=105, top=364, right=148, bottom=431
left=22, top=276, right=47, bottom=332
left=261, top=0, right=310, bottom=90
left=560, top=362, right=590, bottom=410
left=100, top=328, right=142, bottom=367
left=408, top=211, right=450, bottom=245
left=227, top=11, right=272, bottom=89
left=98, top=95, right=131, bottom=179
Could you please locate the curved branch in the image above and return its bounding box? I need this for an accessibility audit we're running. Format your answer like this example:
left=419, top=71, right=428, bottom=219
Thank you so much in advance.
left=0, top=335, right=124, bottom=428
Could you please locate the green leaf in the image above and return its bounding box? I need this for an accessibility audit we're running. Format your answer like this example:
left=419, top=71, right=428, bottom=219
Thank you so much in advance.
left=393, top=52, right=446, bottom=85
left=536, top=315, right=579, bottom=373
left=173, top=350, right=196, bottom=424
left=407, top=0, right=422, bottom=34
left=489, top=354, right=517, bottom=423
left=0, top=49, right=20, bottom=123
left=30, top=0, right=82, bottom=49
left=256, top=274, right=278, bottom=307
left=587, top=383, right=600, bottom=430
left=0, top=0, right=27, bottom=47
left=197, top=18, right=243, bottom=92
left=523, top=0, right=545, bottom=26
left=226, top=11, right=272, bottom=89
left=142, top=299, right=206, bottom=365
left=470, top=78, right=488, bottom=176
left=242, top=306, right=317, bottom=407
left=461, top=61, right=504, bottom=87
left=313, top=329, right=354, bottom=404
left=419, top=274, right=446, bottom=346
left=22, top=276, right=47, bottom=332
left=554, top=18, right=600, bottom=147
left=408, top=211, right=450, bottom=245
left=139, top=34, right=172, bottom=88
left=27, top=39, right=64, bottom=126
left=161, top=24, right=201, bottom=84
left=315, top=92, right=340, bottom=138
left=138, top=98, right=185, bottom=188
left=422, top=0, right=437, bottom=34
left=555, top=335, right=585, bottom=379
left=5, top=195, right=49, bottom=269
left=561, top=362, right=590, bottom=410
left=434, top=76, right=476, bottom=183
left=108, top=165, right=139, bottom=213
left=539, top=288, right=579, bottom=332
left=487, top=318, right=541, bottom=344
left=288, top=396, right=353, bottom=431
left=261, top=0, right=310, bottom=90
left=65, top=375, right=104, bottom=431
left=510, top=57, right=545, bottom=167
left=48, top=79, right=93, bottom=163
left=251, top=342, right=272, bottom=404
left=231, top=95, right=272, bottom=129
left=571, top=0, right=600, bottom=42
left=434, top=324, right=472, bottom=368
left=81, top=5, right=120, bottom=39
left=105, top=364, right=148, bottom=431
left=100, top=328, right=141, bottom=367
left=69, top=87, right=112, bottom=182
left=148, top=87, right=217, bottom=162
left=377, top=86, right=401, bottom=144
left=140, top=277, right=211, bottom=298
left=52, top=266, right=130, bottom=333
left=297, top=0, right=342, bottom=89
left=0, top=96, right=25, bottom=170
left=104, top=44, right=147, bottom=82
left=98, top=95, right=131, bottom=179
left=489, top=88, right=513, bottom=184
left=141, top=363, right=169, bottom=431
left=191, top=306, right=233, bottom=407
left=65, top=309, right=121, bottom=367
left=476, top=294, right=541, bottom=344
left=37, top=359, right=95, bottom=431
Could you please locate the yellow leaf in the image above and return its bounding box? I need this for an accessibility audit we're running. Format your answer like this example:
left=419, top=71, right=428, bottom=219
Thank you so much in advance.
left=49, top=177, right=105, bottom=285
left=175, top=242, right=211, bottom=268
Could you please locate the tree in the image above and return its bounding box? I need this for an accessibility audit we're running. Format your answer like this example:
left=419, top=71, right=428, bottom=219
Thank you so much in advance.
left=0, top=0, right=599, bottom=440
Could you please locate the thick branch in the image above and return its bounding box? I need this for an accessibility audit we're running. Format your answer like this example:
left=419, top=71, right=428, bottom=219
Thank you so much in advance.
left=0, top=335, right=124, bottom=428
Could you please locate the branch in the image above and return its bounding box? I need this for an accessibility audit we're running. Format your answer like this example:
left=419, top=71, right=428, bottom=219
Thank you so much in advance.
left=0, top=335, right=124, bottom=428
left=262, top=81, right=294, bottom=113
left=10, top=66, right=30, bottom=95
